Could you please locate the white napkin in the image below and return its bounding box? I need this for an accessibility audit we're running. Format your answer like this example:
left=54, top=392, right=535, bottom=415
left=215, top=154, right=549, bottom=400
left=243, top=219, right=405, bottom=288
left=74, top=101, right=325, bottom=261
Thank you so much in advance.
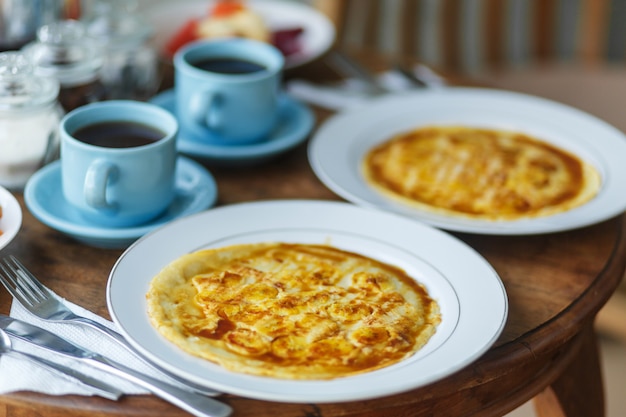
left=0, top=296, right=204, bottom=399
left=286, top=64, right=446, bottom=110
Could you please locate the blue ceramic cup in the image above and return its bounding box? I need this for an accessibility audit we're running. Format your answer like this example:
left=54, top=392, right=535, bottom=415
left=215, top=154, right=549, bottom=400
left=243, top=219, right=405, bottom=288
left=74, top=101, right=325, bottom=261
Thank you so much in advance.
left=60, top=100, right=178, bottom=227
left=174, top=38, right=284, bottom=145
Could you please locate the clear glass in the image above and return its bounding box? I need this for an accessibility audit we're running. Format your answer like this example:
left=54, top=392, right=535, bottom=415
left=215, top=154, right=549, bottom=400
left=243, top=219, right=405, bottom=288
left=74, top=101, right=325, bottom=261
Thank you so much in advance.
left=82, top=0, right=160, bottom=100
left=0, top=0, right=63, bottom=51
left=22, top=19, right=106, bottom=111
left=0, top=52, right=62, bottom=189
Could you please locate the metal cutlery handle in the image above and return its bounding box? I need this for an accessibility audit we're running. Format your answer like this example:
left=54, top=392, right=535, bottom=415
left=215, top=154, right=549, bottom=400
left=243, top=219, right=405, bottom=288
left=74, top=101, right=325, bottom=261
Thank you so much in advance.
left=72, top=315, right=129, bottom=345
left=0, top=315, right=231, bottom=417
left=327, top=51, right=389, bottom=95
left=392, top=64, right=428, bottom=88
left=3, top=350, right=122, bottom=400
left=87, top=354, right=232, bottom=417
left=70, top=315, right=220, bottom=396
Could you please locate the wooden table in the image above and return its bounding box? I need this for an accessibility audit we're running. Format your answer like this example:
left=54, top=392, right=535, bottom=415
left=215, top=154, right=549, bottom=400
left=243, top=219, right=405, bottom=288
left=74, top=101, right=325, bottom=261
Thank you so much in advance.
left=1, top=56, right=625, bottom=417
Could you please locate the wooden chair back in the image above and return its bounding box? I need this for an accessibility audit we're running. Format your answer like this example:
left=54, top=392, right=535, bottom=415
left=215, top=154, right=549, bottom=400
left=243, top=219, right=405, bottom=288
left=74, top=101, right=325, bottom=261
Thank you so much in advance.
left=313, top=0, right=622, bottom=74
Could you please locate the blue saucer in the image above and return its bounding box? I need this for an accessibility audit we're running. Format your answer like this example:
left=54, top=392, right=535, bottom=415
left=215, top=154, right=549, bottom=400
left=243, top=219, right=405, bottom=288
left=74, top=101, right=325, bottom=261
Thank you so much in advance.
left=150, top=90, right=315, bottom=166
left=24, top=157, right=218, bottom=249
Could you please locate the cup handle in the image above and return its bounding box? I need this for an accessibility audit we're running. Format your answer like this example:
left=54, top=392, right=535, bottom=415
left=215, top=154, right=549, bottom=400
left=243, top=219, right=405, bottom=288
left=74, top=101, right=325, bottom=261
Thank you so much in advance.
left=84, top=159, right=118, bottom=211
left=189, top=90, right=224, bottom=131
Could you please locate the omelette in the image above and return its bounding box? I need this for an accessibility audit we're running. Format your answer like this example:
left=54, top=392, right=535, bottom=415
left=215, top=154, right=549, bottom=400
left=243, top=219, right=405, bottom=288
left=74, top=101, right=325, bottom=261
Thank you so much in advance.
left=362, top=126, right=601, bottom=220
left=146, top=242, right=440, bottom=380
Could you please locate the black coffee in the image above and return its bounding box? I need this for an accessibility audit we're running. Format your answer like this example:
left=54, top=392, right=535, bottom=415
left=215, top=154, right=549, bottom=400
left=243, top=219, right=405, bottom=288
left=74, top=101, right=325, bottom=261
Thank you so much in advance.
left=73, top=121, right=166, bottom=148
left=191, top=57, right=266, bottom=74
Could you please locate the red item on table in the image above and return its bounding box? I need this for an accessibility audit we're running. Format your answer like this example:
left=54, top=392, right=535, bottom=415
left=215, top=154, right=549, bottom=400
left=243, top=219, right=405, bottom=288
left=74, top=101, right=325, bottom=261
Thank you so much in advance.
left=211, top=1, right=246, bottom=17
left=164, top=19, right=200, bottom=57
left=272, top=27, right=304, bottom=56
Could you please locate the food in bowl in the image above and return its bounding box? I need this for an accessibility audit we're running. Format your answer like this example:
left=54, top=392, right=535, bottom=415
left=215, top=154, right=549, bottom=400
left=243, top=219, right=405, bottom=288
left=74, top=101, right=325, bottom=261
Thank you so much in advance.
left=147, top=242, right=440, bottom=379
left=361, top=125, right=601, bottom=220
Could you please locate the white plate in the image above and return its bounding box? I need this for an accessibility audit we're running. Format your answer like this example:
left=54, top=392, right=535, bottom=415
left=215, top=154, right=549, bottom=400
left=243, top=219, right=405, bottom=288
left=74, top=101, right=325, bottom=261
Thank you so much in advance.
left=309, top=88, right=626, bottom=235
left=0, top=186, right=22, bottom=251
left=146, top=0, right=336, bottom=69
left=107, top=200, right=507, bottom=403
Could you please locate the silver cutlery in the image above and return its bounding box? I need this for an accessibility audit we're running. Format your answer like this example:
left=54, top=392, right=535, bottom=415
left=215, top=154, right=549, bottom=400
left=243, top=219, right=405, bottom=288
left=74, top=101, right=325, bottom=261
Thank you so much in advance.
left=327, top=51, right=430, bottom=93
left=288, top=50, right=434, bottom=110
left=0, top=315, right=232, bottom=417
left=0, top=255, right=219, bottom=397
left=392, top=63, right=428, bottom=88
left=0, top=327, right=122, bottom=400
left=326, top=51, right=389, bottom=95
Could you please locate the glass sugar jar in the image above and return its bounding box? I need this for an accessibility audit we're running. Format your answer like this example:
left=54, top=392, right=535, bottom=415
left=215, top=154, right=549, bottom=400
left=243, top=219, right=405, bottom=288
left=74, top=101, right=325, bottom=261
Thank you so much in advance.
left=22, top=19, right=105, bottom=112
left=0, top=52, right=62, bottom=190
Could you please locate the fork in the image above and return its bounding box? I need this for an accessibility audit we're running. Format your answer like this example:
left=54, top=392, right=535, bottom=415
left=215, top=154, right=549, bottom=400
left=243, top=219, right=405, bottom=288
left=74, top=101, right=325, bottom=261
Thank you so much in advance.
left=0, top=256, right=129, bottom=345
left=0, top=255, right=219, bottom=396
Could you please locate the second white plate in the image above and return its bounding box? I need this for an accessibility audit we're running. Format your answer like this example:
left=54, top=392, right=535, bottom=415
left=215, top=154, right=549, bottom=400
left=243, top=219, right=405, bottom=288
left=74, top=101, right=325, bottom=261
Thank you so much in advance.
left=146, top=0, right=336, bottom=69
left=308, top=88, right=626, bottom=235
left=107, top=200, right=507, bottom=403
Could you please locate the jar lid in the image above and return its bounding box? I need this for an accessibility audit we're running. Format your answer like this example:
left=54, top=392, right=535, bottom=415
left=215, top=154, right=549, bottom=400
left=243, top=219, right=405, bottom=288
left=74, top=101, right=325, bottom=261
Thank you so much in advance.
left=0, top=52, right=59, bottom=110
left=83, top=0, right=153, bottom=49
left=22, top=20, right=104, bottom=86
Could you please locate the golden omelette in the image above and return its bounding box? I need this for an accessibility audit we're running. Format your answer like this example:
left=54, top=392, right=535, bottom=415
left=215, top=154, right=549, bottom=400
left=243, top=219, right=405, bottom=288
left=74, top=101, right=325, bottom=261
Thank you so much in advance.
left=146, top=242, right=441, bottom=380
left=361, top=126, right=601, bottom=220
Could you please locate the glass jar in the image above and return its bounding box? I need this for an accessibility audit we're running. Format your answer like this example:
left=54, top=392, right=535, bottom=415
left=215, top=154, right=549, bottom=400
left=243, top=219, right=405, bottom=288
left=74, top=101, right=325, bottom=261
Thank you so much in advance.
left=0, top=0, right=64, bottom=52
left=82, top=0, right=159, bottom=101
left=0, top=52, right=62, bottom=190
left=22, top=19, right=105, bottom=112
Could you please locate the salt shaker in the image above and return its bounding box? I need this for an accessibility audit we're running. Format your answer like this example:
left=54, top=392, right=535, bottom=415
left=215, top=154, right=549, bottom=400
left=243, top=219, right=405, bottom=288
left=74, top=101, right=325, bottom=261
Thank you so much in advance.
left=22, top=19, right=105, bottom=112
left=0, top=52, right=62, bottom=190
left=82, top=0, right=159, bottom=101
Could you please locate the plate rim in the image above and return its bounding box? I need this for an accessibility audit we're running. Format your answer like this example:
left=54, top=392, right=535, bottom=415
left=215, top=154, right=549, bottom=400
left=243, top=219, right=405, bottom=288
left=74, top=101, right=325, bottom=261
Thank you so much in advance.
left=0, top=186, right=22, bottom=251
left=107, top=199, right=508, bottom=403
left=308, top=87, right=626, bottom=235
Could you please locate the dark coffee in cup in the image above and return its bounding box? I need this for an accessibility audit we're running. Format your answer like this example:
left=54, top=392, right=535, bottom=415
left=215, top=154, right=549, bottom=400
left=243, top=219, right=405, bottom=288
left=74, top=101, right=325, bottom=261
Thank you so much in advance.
left=191, top=57, right=266, bottom=74
left=72, top=121, right=166, bottom=148
left=175, top=38, right=284, bottom=144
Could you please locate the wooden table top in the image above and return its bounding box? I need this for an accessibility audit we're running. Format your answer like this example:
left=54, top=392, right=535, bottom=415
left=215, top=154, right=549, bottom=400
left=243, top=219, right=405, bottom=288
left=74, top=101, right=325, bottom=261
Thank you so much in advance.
left=1, top=56, right=625, bottom=417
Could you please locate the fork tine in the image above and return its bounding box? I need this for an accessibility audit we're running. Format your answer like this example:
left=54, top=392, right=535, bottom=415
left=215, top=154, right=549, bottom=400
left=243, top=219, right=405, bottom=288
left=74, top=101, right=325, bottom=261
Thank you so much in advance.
left=6, top=256, right=50, bottom=300
left=0, top=258, right=34, bottom=307
left=0, top=256, right=48, bottom=308
left=0, top=259, right=17, bottom=292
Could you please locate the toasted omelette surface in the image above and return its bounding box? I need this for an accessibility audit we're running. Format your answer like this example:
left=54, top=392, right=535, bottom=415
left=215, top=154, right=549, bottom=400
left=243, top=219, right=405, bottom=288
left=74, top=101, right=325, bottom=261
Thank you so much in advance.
left=362, top=126, right=601, bottom=220
left=147, top=242, right=440, bottom=379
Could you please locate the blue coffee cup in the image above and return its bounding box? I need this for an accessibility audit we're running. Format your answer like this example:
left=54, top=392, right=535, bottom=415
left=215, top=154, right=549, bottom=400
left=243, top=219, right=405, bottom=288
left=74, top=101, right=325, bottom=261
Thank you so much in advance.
left=60, top=100, right=178, bottom=227
left=174, top=38, right=284, bottom=145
